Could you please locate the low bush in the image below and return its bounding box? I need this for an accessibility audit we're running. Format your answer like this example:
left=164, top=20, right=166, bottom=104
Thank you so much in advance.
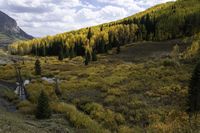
left=162, top=58, right=180, bottom=67
left=17, top=100, right=36, bottom=114
left=51, top=102, right=110, bottom=133
left=0, top=87, right=18, bottom=102
left=82, top=102, right=126, bottom=131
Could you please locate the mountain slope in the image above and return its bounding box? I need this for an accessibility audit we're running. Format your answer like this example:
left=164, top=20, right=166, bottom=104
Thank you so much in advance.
left=9, top=0, right=200, bottom=57
left=0, top=11, right=33, bottom=47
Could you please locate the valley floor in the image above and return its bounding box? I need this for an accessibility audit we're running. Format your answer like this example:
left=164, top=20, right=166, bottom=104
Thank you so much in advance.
left=0, top=40, right=200, bottom=133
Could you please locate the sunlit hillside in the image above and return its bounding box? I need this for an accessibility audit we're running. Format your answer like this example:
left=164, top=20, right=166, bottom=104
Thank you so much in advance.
left=0, top=0, right=200, bottom=133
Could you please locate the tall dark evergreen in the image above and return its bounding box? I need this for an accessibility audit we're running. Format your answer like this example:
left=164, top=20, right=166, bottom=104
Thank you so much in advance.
left=187, top=62, right=200, bottom=117
left=35, top=90, right=52, bottom=119
left=100, top=26, right=103, bottom=31
left=69, top=47, right=75, bottom=59
left=84, top=52, right=90, bottom=66
left=35, top=59, right=41, bottom=75
left=58, top=45, right=64, bottom=61
left=92, top=49, right=97, bottom=61
left=87, top=28, right=93, bottom=42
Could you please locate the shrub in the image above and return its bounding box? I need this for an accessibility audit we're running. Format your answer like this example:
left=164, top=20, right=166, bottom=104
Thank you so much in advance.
left=35, top=90, right=52, bottom=119
left=17, top=100, right=36, bottom=114
left=162, top=58, right=180, bottom=67
left=82, top=102, right=125, bottom=131
left=0, top=87, right=18, bottom=102
left=35, top=59, right=41, bottom=75
left=51, top=102, right=110, bottom=133
left=118, top=126, right=135, bottom=133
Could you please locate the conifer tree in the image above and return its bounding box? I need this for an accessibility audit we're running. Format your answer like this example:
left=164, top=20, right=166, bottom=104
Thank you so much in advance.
left=58, top=45, right=64, bottom=61
left=92, top=49, right=97, bottom=61
left=100, top=26, right=103, bottom=31
left=35, top=59, right=41, bottom=75
left=187, top=62, right=200, bottom=117
left=87, top=28, right=93, bottom=42
left=84, top=52, right=90, bottom=66
left=35, top=90, right=52, bottom=119
left=69, top=47, right=75, bottom=59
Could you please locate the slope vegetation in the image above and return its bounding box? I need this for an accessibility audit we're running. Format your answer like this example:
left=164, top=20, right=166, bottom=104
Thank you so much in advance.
left=1, top=38, right=200, bottom=132
left=9, top=0, right=200, bottom=58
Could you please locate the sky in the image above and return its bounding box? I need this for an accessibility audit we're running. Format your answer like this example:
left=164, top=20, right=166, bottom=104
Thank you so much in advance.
left=0, top=0, right=175, bottom=37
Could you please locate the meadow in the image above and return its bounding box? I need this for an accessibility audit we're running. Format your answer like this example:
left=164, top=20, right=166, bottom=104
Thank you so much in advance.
left=0, top=39, right=200, bottom=133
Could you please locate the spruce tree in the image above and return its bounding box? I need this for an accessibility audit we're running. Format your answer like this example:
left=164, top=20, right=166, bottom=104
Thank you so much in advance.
left=87, top=28, right=93, bottom=42
left=58, top=45, right=64, bottom=61
left=35, top=90, right=52, bottom=119
left=69, top=47, right=75, bottom=59
left=100, top=26, right=103, bottom=31
left=187, top=62, right=200, bottom=117
left=84, top=52, right=90, bottom=66
left=92, top=49, right=97, bottom=61
left=35, top=59, right=41, bottom=75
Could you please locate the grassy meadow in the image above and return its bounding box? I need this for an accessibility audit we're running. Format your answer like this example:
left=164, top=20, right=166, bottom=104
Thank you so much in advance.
left=0, top=39, right=200, bottom=133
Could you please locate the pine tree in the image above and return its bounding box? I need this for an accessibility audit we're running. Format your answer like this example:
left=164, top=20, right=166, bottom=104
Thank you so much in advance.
left=84, top=52, right=90, bottom=66
left=35, top=90, right=52, bottom=119
left=92, top=49, right=97, bottom=61
left=35, top=59, right=41, bottom=75
left=187, top=62, right=200, bottom=117
left=58, top=45, right=64, bottom=61
left=100, top=26, right=103, bottom=31
left=87, top=28, right=93, bottom=42
left=69, top=47, right=75, bottom=59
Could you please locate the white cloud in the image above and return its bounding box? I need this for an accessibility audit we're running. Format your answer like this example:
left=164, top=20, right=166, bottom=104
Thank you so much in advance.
left=0, top=0, right=175, bottom=37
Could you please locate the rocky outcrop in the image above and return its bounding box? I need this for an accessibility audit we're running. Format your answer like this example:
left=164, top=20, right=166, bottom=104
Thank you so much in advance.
left=0, top=11, right=33, bottom=47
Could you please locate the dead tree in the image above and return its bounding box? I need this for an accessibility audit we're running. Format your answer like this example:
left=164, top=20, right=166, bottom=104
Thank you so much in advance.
left=54, top=78, right=61, bottom=96
left=13, top=61, right=27, bottom=100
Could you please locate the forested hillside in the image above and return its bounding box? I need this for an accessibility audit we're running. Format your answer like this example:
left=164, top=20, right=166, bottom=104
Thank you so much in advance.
left=9, top=0, right=200, bottom=58
left=1, top=0, right=200, bottom=132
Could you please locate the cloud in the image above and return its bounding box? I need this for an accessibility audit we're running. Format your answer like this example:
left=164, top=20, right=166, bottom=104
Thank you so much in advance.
left=100, top=6, right=128, bottom=20
left=0, top=0, right=175, bottom=37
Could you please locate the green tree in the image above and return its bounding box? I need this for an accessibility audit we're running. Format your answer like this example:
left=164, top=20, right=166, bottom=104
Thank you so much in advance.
left=84, top=52, right=90, bottom=66
left=69, top=47, right=75, bottom=59
left=58, top=45, right=64, bottom=61
left=35, top=59, right=41, bottom=75
left=35, top=90, right=52, bottom=119
left=87, top=28, right=93, bottom=42
left=92, top=49, right=97, bottom=61
left=187, top=62, right=200, bottom=118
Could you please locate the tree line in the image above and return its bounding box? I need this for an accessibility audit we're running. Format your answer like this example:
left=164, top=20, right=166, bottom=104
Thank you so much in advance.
left=9, top=0, right=200, bottom=60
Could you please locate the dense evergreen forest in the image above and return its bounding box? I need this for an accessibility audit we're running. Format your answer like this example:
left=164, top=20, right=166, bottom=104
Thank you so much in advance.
left=9, top=0, right=200, bottom=58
